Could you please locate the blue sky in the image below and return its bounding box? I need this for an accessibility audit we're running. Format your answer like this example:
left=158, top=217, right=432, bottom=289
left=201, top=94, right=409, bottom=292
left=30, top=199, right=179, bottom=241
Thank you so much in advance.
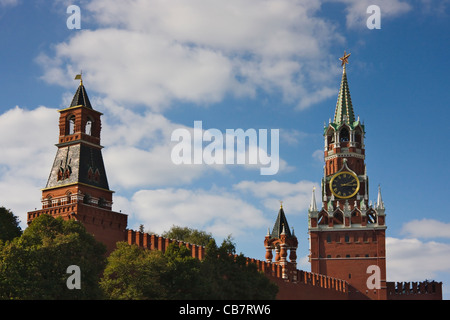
left=0, top=0, right=449, bottom=298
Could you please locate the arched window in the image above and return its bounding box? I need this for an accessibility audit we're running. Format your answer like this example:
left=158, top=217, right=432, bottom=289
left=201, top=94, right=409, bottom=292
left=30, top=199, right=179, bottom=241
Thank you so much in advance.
left=339, top=127, right=350, bottom=142
left=68, top=115, right=76, bottom=135
left=46, top=195, right=52, bottom=208
left=66, top=191, right=72, bottom=204
left=85, top=118, right=93, bottom=135
left=326, top=128, right=335, bottom=149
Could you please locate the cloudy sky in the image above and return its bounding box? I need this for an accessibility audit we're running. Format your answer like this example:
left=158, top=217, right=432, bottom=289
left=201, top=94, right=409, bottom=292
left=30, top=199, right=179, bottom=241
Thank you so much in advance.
left=0, top=0, right=449, bottom=298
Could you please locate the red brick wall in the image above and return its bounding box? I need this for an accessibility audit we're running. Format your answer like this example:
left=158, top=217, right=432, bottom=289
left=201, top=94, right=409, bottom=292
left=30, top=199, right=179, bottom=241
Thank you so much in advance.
left=126, top=230, right=350, bottom=300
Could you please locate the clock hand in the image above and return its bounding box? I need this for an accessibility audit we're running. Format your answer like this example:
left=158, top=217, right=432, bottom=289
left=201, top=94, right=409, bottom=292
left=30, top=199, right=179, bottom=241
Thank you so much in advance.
left=341, top=182, right=357, bottom=186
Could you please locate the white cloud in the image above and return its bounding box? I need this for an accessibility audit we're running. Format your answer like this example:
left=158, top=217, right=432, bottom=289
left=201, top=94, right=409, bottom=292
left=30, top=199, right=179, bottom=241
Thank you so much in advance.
left=386, top=237, right=450, bottom=282
left=312, top=149, right=323, bottom=163
left=401, top=219, right=450, bottom=239
left=85, top=0, right=328, bottom=56
left=125, top=187, right=270, bottom=239
left=233, top=180, right=318, bottom=215
left=38, top=29, right=235, bottom=111
left=0, top=106, right=58, bottom=226
left=38, top=0, right=345, bottom=112
left=91, top=99, right=292, bottom=188
left=97, top=101, right=215, bottom=188
left=279, top=129, right=310, bottom=146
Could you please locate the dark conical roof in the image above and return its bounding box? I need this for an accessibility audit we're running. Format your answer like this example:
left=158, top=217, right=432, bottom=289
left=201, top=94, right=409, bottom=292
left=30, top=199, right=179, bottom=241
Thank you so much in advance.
left=270, top=206, right=293, bottom=239
left=70, top=84, right=92, bottom=109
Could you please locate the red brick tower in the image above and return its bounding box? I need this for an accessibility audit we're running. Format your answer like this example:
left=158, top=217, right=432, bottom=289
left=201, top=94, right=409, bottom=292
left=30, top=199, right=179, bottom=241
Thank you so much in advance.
left=265, top=204, right=298, bottom=279
left=27, top=75, right=128, bottom=253
left=308, top=53, right=387, bottom=300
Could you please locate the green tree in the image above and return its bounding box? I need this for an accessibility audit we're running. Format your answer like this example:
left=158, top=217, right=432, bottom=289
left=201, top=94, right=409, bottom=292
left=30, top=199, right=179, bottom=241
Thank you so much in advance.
left=100, top=230, right=278, bottom=300
left=100, top=242, right=202, bottom=300
left=162, top=225, right=214, bottom=247
left=0, top=207, right=22, bottom=242
left=100, top=242, right=168, bottom=299
left=198, top=237, right=278, bottom=300
left=162, top=243, right=202, bottom=299
left=0, top=214, right=106, bottom=299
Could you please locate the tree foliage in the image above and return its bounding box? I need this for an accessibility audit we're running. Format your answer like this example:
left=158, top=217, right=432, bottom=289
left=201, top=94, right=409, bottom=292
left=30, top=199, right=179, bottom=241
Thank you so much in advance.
left=198, top=237, right=278, bottom=300
left=99, top=242, right=168, bottom=299
left=100, top=242, right=203, bottom=300
left=161, top=225, right=214, bottom=247
left=0, top=214, right=277, bottom=300
left=0, top=206, right=22, bottom=242
left=100, top=236, right=278, bottom=300
left=0, top=214, right=106, bottom=299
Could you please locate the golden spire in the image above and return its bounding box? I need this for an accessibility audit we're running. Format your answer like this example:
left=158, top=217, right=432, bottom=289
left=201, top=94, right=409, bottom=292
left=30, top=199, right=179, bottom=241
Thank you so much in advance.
left=333, top=51, right=355, bottom=125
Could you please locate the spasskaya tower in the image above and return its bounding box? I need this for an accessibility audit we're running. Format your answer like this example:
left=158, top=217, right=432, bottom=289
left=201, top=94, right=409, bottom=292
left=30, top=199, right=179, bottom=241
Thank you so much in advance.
left=308, top=52, right=387, bottom=300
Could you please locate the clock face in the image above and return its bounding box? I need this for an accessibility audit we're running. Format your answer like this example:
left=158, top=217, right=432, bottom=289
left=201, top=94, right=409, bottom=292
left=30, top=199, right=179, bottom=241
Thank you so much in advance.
left=329, top=171, right=360, bottom=199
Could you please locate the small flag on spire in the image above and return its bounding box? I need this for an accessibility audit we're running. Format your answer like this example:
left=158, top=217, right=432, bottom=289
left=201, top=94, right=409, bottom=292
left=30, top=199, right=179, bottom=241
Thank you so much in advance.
left=74, top=72, right=83, bottom=85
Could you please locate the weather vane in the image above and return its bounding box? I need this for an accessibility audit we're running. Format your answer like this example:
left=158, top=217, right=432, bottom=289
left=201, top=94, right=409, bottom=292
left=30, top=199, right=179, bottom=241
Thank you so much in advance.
left=74, top=71, right=83, bottom=86
left=339, top=51, right=351, bottom=68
